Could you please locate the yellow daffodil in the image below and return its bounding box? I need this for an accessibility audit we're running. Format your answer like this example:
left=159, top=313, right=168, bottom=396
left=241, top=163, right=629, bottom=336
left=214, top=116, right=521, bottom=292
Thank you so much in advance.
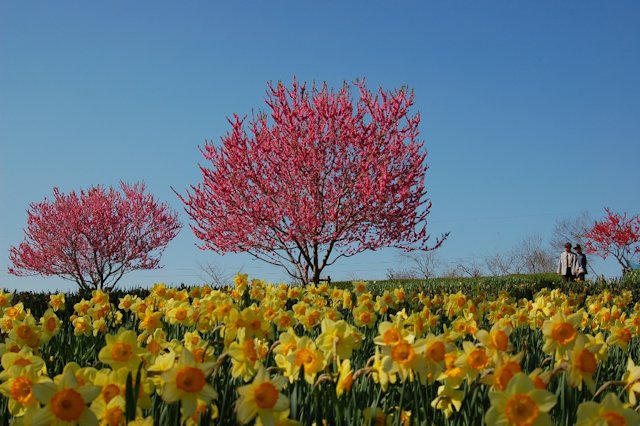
left=241, top=307, right=271, bottom=340
left=39, top=309, right=61, bottom=342
left=31, top=366, right=101, bottom=426
left=0, top=365, right=52, bottom=416
left=381, top=338, right=427, bottom=382
left=166, top=301, right=195, bottom=327
left=606, top=321, right=633, bottom=351
left=160, top=348, right=217, bottom=417
left=0, top=290, right=14, bottom=309
left=476, top=323, right=513, bottom=359
left=73, top=315, right=93, bottom=336
left=48, top=293, right=65, bottom=312
left=235, top=366, right=289, bottom=425
left=91, top=394, right=127, bottom=426
left=421, top=333, right=452, bottom=382
left=10, top=315, right=41, bottom=349
left=316, top=318, right=361, bottom=362
left=430, top=384, right=463, bottom=419
left=352, top=305, right=377, bottom=329
left=336, top=359, right=353, bottom=398
left=575, top=392, right=640, bottom=425
left=567, top=334, right=600, bottom=393
left=1, top=346, right=46, bottom=379
left=483, top=353, right=523, bottom=391
left=485, top=373, right=557, bottom=426
left=373, top=320, right=413, bottom=347
left=372, top=346, right=396, bottom=391
left=98, top=328, right=145, bottom=371
left=228, top=329, right=265, bottom=382
left=622, top=357, right=640, bottom=406
left=437, top=350, right=465, bottom=389
left=528, top=368, right=552, bottom=390
left=282, top=336, right=326, bottom=384
left=541, top=311, right=583, bottom=358
left=455, top=341, right=492, bottom=383
left=138, top=311, right=163, bottom=334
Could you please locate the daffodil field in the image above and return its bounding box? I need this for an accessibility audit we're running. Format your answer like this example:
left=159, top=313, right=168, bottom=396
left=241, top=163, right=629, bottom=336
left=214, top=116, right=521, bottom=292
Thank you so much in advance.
left=2, top=274, right=640, bottom=425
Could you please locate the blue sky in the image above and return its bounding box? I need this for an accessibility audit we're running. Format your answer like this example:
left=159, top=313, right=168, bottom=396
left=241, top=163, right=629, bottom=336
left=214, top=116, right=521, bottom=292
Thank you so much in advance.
left=1, top=1, right=638, bottom=291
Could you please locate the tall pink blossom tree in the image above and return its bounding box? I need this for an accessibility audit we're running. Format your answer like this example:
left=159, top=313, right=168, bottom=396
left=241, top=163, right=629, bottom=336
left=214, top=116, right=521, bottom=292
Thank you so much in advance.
left=585, top=208, right=640, bottom=275
left=9, top=182, right=182, bottom=291
left=180, top=79, right=446, bottom=284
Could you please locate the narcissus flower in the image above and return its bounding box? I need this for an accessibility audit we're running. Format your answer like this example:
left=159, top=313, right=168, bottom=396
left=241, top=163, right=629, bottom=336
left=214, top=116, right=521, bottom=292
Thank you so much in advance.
left=31, top=366, right=101, bottom=426
left=421, top=333, right=451, bottom=381
left=91, top=395, right=126, bottom=426
left=372, top=347, right=397, bottom=391
left=528, top=368, right=552, bottom=390
left=437, top=350, right=465, bottom=389
left=575, top=392, right=639, bottom=425
left=39, top=309, right=61, bottom=342
left=98, top=328, right=145, bottom=371
left=381, top=339, right=426, bottom=382
left=373, top=320, right=413, bottom=348
left=282, top=337, right=326, bottom=384
left=430, top=384, right=463, bottom=418
left=455, top=341, right=492, bottom=383
left=352, top=305, right=377, bottom=328
left=160, top=349, right=217, bottom=417
left=49, top=293, right=66, bottom=312
left=228, top=329, right=265, bottom=382
left=485, top=373, right=556, bottom=426
left=0, top=365, right=52, bottom=416
left=0, top=290, right=14, bottom=308
left=606, top=321, right=633, bottom=351
left=567, top=334, right=600, bottom=393
left=483, top=354, right=523, bottom=391
left=622, top=357, right=640, bottom=406
left=1, top=346, right=46, bottom=379
left=10, top=315, right=41, bottom=349
left=476, top=323, right=512, bottom=359
left=235, top=366, right=289, bottom=425
left=541, top=311, right=582, bottom=358
left=336, top=359, right=353, bottom=398
left=316, top=318, right=362, bottom=361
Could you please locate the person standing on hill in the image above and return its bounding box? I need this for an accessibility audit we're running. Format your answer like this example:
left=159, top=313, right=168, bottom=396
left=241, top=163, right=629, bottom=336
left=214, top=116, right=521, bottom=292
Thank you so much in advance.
left=558, top=242, right=576, bottom=282
left=574, top=244, right=588, bottom=281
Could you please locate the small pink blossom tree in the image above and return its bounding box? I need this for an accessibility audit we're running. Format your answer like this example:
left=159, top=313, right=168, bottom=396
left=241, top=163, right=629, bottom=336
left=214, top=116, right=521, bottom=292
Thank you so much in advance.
left=180, top=79, right=446, bottom=284
left=585, top=208, right=640, bottom=275
left=9, top=182, right=182, bottom=291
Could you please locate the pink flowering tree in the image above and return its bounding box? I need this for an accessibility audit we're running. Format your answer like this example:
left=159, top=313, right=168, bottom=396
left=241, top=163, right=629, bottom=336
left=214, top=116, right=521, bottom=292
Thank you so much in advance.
left=179, top=79, right=446, bottom=285
left=9, top=182, right=182, bottom=291
left=585, top=208, right=640, bottom=274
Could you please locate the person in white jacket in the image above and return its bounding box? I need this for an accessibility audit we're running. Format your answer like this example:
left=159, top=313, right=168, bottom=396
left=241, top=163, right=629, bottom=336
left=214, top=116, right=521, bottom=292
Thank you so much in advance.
left=558, top=242, right=576, bottom=282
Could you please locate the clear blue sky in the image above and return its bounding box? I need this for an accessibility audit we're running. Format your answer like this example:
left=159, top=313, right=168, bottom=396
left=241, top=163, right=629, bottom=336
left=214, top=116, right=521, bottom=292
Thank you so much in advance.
left=1, top=1, right=639, bottom=291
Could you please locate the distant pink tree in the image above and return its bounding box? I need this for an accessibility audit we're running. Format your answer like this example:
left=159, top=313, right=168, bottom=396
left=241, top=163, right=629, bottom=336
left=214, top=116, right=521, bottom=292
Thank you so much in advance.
left=9, top=182, right=182, bottom=291
left=585, top=208, right=640, bottom=275
left=180, top=79, right=446, bottom=285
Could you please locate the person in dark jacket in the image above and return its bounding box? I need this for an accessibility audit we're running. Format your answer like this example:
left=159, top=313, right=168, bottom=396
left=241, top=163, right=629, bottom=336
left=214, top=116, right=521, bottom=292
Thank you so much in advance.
left=574, top=244, right=588, bottom=281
